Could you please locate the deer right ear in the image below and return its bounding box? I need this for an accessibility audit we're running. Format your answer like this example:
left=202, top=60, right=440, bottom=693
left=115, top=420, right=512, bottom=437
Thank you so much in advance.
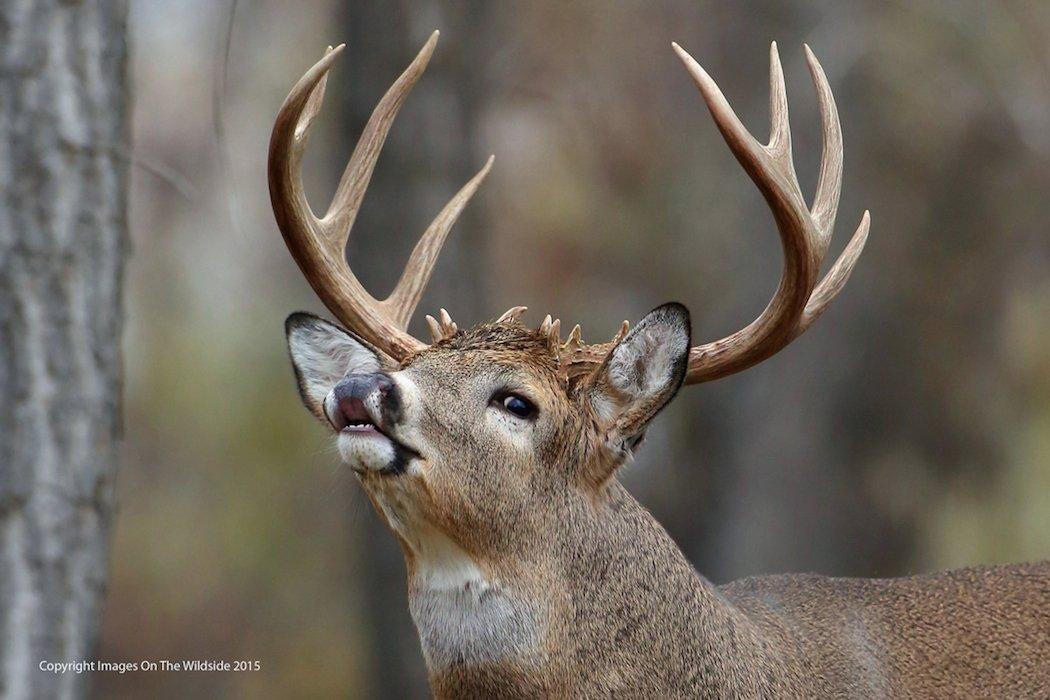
left=285, top=312, right=383, bottom=422
left=583, top=303, right=691, bottom=467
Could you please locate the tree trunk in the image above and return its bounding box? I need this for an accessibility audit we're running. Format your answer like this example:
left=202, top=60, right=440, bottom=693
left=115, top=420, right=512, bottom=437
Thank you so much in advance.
left=0, top=1, right=129, bottom=698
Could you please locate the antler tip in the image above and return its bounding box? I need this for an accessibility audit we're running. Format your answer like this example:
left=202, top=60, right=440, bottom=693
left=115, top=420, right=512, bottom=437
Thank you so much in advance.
left=421, top=30, right=440, bottom=55
left=768, top=40, right=783, bottom=68
left=316, top=44, right=345, bottom=71
left=425, top=315, right=442, bottom=343
left=319, top=44, right=345, bottom=60
left=671, top=42, right=719, bottom=96
left=855, top=210, right=871, bottom=243
left=304, top=45, right=344, bottom=92
left=802, top=43, right=828, bottom=80
left=496, top=305, right=528, bottom=324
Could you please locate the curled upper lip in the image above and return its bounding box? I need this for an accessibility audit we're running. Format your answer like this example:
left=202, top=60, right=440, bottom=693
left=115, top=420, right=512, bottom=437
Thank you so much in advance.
left=329, top=392, right=422, bottom=466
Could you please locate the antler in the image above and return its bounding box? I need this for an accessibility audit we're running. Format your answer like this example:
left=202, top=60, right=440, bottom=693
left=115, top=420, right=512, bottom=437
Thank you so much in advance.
left=672, top=42, right=870, bottom=383
left=268, top=31, right=492, bottom=360
left=547, top=42, right=869, bottom=384
left=272, top=35, right=867, bottom=380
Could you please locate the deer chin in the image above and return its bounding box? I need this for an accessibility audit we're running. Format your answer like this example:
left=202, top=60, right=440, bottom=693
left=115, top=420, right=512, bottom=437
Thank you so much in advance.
left=337, top=425, right=419, bottom=476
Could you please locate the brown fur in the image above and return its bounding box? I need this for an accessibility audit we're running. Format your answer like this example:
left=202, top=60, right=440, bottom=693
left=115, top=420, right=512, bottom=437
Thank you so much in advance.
left=289, top=317, right=1050, bottom=698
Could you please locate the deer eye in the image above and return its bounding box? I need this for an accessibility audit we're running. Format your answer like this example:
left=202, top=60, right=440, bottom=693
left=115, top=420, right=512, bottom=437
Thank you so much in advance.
left=494, top=393, right=537, bottom=419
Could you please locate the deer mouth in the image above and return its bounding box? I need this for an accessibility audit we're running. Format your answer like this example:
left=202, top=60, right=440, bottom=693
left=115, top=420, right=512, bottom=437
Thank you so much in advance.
left=335, top=398, right=420, bottom=473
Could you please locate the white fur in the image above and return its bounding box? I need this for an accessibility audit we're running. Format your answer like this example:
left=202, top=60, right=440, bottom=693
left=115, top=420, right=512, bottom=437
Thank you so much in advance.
left=608, top=324, right=687, bottom=398
left=366, top=466, right=542, bottom=669
left=411, top=584, right=542, bottom=670
left=404, top=523, right=541, bottom=669
left=336, top=432, right=397, bottom=472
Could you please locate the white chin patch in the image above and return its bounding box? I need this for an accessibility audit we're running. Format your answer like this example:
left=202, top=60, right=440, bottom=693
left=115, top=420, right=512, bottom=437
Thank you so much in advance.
left=337, top=430, right=397, bottom=472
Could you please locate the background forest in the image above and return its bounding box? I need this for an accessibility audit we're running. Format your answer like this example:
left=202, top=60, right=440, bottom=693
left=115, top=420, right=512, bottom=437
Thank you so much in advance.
left=99, top=1, right=1049, bottom=696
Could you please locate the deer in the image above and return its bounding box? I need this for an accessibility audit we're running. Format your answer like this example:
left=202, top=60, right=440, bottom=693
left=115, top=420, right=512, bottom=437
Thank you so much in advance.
left=270, top=31, right=1050, bottom=698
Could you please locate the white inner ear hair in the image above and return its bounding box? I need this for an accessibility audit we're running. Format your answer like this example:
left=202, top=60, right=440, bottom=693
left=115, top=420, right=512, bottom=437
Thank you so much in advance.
left=608, top=326, right=686, bottom=398
left=291, top=326, right=381, bottom=404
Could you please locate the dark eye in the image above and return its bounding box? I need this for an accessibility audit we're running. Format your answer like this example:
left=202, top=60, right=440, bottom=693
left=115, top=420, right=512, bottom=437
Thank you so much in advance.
left=496, top=393, right=537, bottom=419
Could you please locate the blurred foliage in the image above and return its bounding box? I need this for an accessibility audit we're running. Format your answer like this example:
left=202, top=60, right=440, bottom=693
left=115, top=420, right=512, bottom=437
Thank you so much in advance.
left=96, top=0, right=1049, bottom=697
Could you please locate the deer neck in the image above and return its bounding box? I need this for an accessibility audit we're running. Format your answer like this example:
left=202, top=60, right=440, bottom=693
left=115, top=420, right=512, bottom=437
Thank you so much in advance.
left=407, top=480, right=775, bottom=697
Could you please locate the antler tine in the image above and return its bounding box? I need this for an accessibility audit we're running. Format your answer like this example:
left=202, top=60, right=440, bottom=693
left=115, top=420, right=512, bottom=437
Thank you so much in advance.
left=425, top=314, right=444, bottom=343
left=386, top=155, right=495, bottom=329
left=767, top=42, right=805, bottom=198
left=320, top=30, right=492, bottom=332
left=496, top=306, right=528, bottom=324
left=800, top=210, right=870, bottom=332
left=672, top=43, right=817, bottom=383
left=321, top=31, right=439, bottom=242
left=804, top=44, right=843, bottom=256
left=670, top=43, right=764, bottom=178
left=270, top=42, right=423, bottom=358
left=269, top=44, right=344, bottom=241
left=272, top=43, right=422, bottom=358
left=766, top=44, right=790, bottom=160
left=666, top=42, right=868, bottom=385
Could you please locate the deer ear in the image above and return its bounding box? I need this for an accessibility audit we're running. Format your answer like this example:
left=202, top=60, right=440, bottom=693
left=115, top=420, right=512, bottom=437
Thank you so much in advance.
left=585, top=303, right=691, bottom=458
left=285, top=312, right=383, bottom=422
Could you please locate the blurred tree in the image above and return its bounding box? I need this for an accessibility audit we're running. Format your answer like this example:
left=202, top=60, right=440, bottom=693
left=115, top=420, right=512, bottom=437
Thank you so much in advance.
left=0, top=1, right=128, bottom=697
left=333, top=2, right=491, bottom=697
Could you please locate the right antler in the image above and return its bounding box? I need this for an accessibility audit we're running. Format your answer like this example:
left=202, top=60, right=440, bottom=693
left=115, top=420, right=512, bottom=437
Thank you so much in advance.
left=268, top=31, right=492, bottom=361
left=673, top=42, right=870, bottom=384
left=553, top=42, right=870, bottom=385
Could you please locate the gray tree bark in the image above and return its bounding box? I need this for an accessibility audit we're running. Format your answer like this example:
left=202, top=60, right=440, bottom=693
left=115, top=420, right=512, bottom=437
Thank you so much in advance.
left=0, top=1, right=129, bottom=698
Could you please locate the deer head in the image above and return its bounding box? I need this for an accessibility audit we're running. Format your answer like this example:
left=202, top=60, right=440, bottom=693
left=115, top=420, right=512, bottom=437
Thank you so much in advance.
left=272, top=30, right=870, bottom=682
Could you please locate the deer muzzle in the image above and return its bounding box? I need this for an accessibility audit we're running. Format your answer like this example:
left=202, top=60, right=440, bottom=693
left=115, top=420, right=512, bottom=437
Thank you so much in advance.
left=325, top=373, right=417, bottom=474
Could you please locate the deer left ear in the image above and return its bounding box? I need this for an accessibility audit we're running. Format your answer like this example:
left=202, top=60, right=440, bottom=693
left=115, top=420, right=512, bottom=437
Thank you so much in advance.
left=584, top=303, right=691, bottom=460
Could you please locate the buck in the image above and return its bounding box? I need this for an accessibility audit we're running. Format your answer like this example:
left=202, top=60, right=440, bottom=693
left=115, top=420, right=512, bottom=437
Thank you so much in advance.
left=270, top=32, right=1050, bottom=698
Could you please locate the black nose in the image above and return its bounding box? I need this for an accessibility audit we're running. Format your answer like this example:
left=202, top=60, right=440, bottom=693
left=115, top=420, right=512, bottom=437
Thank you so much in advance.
left=327, top=373, right=398, bottom=431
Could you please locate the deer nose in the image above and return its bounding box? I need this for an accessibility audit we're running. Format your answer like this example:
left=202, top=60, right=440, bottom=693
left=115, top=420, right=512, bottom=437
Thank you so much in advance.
left=325, top=373, right=398, bottom=432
